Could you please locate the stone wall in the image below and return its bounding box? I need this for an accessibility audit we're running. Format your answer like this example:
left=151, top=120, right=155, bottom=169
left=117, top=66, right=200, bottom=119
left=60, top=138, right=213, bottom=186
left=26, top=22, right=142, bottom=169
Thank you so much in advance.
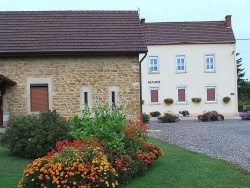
left=0, top=55, right=141, bottom=120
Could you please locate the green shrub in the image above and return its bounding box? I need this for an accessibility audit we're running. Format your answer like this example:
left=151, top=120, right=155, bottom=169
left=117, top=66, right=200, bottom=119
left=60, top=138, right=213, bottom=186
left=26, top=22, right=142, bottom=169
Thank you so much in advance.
left=71, top=104, right=147, bottom=156
left=158, top=112, right=179, bottom=123
left=0, top=110, right=73, bottom=158
left=150, top=111, right=161, bottom=117
left=18, top=105, right=163, bottom=187
left=142, top=113, right=150, bottom=124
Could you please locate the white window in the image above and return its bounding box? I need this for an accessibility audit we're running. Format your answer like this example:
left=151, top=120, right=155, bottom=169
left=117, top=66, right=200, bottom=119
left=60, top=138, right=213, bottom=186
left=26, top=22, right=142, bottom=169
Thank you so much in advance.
left=176, top=86, right=187, bottom=103
left=109, top=87, right=119, bottom=106
left=27, top=78, right=52, bottom=113
left=81, top=86, right=92, bottom=109
left=149, top=87, right=160, bottom=104
left=176, top=55, right=186, bottom=73
left=205, top=85, right=217, bottom=103
left=148, top=56, right=159, bottom=73
left=205, top=55, right=215, bottom=72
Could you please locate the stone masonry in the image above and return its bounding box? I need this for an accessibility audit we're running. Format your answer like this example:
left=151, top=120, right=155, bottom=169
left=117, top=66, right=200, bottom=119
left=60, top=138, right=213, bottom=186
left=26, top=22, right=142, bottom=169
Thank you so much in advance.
left=0, top=55, right=141, bottom=120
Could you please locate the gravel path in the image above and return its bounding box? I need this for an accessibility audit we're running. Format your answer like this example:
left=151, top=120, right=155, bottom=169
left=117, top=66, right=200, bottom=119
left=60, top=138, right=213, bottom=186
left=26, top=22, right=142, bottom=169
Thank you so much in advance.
left=147, top=119, right=250, bottom=172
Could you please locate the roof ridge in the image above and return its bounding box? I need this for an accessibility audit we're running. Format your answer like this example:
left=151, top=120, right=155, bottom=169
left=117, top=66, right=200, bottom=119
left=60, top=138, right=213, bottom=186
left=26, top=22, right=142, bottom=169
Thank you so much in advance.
left=146, top=20, right=224, bottom=24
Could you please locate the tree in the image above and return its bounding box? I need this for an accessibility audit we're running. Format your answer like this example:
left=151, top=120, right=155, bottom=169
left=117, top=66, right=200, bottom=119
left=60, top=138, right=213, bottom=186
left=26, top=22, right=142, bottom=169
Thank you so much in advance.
left=236, top=53, right=245, bottom=86
left=236, top=53, right=250, bottom=109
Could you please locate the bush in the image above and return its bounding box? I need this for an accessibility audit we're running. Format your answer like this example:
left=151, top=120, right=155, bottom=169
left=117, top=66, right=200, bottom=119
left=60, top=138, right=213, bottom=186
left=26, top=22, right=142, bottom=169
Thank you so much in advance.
left=150, top=111, right=161, bottom=117
left=0, top=110, right=73, bottom=158
left=158, top=112, right=180, bottom=123
left=18, top=104, right=163, bottom=187
left=142, top=113, right=150, bottom=124
left=197, top=111, right=224, bottom=122
left=179, top=110, right=189, bottom=117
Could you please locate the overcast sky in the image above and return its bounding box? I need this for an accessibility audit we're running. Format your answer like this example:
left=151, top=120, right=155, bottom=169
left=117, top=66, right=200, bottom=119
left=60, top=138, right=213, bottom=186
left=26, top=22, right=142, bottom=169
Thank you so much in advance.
left=1, top=0, right=250, bottom=79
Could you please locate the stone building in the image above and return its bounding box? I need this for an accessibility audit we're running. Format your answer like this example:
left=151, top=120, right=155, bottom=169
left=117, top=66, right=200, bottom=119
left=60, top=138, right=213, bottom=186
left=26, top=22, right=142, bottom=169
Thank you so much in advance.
left=0, top=11, right=147, bottom=125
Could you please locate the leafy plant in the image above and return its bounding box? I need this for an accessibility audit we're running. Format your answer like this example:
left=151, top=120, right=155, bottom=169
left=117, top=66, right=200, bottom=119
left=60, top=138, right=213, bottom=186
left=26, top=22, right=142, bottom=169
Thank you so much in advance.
left=150, top=111, right=161, bottom=117
left=179, top=110, right=189, bottom=117
left=18, top=104, right=163, bottom=187
left=197, top=111, right=224, bottom=122
left=142, top=113, right=150, bottom=124
left=141, top=100, right=144, bottom=105
left=223, top=96, right=231, bottom=104
left=0, top=110, right=73, bottom=158
left=164, top=98, right=174, bottom=105
left=158, top=112, right=179, bottom=123
left=192, top=97, right=201, bottom=103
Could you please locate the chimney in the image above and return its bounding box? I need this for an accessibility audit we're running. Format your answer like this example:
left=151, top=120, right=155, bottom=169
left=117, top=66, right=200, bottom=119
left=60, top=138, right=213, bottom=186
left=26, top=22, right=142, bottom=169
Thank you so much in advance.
left=141, top=18, right=146, bottom=27
left=225, top=15, right=232, bottom=28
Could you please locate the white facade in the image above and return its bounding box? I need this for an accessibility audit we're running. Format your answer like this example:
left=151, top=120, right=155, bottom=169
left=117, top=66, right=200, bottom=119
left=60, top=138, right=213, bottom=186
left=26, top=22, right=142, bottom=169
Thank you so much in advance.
left=141, top=43, right=238, bottom=116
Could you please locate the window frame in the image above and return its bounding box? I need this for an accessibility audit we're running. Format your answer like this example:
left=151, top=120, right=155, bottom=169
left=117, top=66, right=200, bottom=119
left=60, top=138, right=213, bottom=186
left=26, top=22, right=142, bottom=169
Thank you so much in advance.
left=149, top=87, right=160, bottom=105
left=148, top=56, right=159, bottom=73
left=204, top=55, right=215, bottom=72
left=176, top=86, right=188, bottom=104
left=81, top=86, right=92, bottom=109
left=27, top=78, right=52, bottom=114
left=108, top=87, right=119, bottom=106
left=205, top=85, right=217, bottom=103
left=176, top=55, right=186, bottom=73
left=30, top=84, right=49, bottom=112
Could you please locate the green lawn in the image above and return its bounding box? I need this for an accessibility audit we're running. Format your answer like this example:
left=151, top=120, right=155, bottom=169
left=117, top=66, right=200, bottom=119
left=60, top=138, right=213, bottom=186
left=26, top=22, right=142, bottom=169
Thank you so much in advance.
left=0, top=137, right=249, bottom=188
left=0, top=144, right=33, bottom=187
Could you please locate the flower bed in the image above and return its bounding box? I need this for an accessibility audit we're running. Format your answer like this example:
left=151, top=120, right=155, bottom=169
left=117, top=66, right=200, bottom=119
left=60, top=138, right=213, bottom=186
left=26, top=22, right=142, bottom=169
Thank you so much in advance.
left=18, top=104, right=163, bottom=188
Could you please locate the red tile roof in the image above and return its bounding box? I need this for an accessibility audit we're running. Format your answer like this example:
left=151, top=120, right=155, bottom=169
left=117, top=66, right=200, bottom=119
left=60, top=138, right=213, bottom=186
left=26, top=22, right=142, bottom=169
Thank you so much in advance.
left=0, top=11, right=147, bottom=55
left=142, top=21, right=235, bottom=45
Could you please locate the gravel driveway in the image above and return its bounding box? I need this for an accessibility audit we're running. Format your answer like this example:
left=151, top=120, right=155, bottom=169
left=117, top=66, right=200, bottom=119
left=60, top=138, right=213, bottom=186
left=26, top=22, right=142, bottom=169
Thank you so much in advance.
left=147, top=119, right=250, bottom=172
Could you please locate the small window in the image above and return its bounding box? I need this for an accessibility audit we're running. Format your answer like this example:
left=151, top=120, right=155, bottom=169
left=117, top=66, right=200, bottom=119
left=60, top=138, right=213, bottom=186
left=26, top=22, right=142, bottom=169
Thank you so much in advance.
left=84, top=92, right=88, bottom=105
left=206, top=86, right=217, bottom=102
left=148, top=56, right=159, bottom=73
left=112, top=91, right=116, bottom=105
left=109, top=87, right=119, bottom=106
left=205, top=55, right=215, bottom=72
left=149, top=87, right=160, bottom=104
left=177, top=87, right=187, bottom=103
left=30, top=85, right=49, bottom=112
left=176, top=55, right=186, bottom=73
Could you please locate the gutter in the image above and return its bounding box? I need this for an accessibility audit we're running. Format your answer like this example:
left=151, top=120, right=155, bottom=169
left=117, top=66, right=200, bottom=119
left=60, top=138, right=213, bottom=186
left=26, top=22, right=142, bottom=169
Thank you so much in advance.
left=139, top=52, right=147, bottom=121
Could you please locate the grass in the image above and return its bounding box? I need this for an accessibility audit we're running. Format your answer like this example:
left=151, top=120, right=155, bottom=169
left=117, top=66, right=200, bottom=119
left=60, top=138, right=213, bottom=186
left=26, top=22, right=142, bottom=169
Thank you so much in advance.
left=0, top=144, right=33, bottom=187
left=0, top=137, right=249, bottom=188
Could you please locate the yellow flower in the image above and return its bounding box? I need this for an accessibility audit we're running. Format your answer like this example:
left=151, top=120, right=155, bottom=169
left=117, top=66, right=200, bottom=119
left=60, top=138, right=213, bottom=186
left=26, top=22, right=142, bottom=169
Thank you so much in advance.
left=105, top=181, right=109, bottom=187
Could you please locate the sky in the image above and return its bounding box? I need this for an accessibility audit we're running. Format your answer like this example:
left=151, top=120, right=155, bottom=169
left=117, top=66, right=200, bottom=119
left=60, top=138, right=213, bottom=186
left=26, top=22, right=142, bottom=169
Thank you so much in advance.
left=1, top=0, right=250, bottom=80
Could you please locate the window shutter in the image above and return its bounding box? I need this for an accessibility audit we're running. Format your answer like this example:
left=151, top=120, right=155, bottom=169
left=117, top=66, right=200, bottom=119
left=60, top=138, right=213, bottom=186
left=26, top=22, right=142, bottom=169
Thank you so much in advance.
left=30, top=85, right=49, bottom=112
left=207, top=88, right=215, bottom=101
left=151, top=90, right=158, bottom=103
left=178, top=89, right=185, bottom=102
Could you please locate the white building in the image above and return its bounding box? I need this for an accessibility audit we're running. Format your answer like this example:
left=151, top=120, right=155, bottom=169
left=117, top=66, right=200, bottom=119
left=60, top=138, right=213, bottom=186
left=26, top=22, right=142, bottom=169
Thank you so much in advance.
left=140, top=16, right=238, bottom=117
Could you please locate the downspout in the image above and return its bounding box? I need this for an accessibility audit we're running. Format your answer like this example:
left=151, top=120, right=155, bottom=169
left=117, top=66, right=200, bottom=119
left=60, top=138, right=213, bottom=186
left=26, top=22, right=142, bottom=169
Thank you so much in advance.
left=139, top=52, right=147, bottom=121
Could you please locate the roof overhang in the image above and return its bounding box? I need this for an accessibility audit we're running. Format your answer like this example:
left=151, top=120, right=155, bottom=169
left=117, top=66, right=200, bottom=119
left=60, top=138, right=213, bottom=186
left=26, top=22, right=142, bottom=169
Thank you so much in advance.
left=0, top=74, right=16, bottom=87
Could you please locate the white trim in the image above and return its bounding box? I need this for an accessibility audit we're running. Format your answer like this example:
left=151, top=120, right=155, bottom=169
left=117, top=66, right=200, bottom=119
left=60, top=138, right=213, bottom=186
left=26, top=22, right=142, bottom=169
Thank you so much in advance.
left=108, top=86, right=119, bottom=105
left=148, top=56, right=160, bottom=74
left=176, top=86, right=188, bottom=104
left=176, top=55, right=187, bottom=73
left=80, top=86, right=92, bottom=109
left=204, top=54, right=216, bottom=72
left=26, top=78, right=53, bottom=114
left=205, top=85, right=218, bottom=103
left=149, top=86, right=160, bottom=105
